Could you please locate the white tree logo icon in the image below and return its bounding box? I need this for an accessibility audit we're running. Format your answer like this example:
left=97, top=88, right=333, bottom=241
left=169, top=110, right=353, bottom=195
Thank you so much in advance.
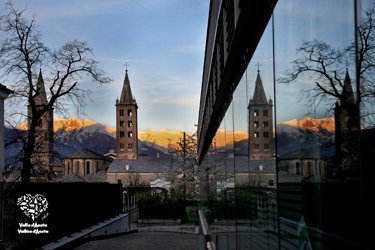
left=17, top=194, right=48, bottom=221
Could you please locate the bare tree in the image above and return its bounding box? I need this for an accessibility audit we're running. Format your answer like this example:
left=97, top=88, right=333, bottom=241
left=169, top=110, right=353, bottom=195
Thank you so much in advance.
left=167, top=132, right=199, bottom=200
left=0, top=1, right=111, bottom=183
left=278, top=6, right=375, bottom=124
left=278, top=6, right=375, bottom=177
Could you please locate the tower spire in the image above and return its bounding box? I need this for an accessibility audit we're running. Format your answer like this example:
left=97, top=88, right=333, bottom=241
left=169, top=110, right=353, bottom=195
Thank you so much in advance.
left=119, top=70, right=136, bottom=105
left=252, top=70, right=268, bottom=104
left=342, top=69, right=355, bottom=105
left=35, top=70, right=48, bottom=105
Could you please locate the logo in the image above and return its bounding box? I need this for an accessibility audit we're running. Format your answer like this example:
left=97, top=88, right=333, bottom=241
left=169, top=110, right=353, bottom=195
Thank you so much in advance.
left=17, top=194, right=48, bottom=221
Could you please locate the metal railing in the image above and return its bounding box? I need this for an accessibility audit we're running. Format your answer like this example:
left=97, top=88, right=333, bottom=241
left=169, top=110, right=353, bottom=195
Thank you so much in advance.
left=198, top=209, right=215, bottom=250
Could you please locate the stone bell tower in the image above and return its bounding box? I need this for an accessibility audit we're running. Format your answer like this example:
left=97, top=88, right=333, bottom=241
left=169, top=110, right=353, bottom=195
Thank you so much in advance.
left=115, top=69, right=138, bottom=160
left=28, top=70, right=54, bottom=173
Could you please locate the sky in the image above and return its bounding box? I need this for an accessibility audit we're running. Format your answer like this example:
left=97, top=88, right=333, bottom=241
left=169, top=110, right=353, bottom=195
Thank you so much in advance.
left=0, top=0, right=363, bottom=133
left=0, top=0, right=209, bottom=133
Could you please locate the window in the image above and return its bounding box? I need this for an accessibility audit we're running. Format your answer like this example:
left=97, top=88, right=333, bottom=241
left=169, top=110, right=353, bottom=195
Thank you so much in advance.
left=128, top=109, right=132, bottom=116
left=120, top=131, right=125, bottom=138
left=254, top=132, right=259, bottom=138
left=268, top=179, right=274, bottom=186
left=119, top=109, right=124, bottom=116
left=120, top=143, right=124, bottom=149
left=128, top=143, right=133, bottom=149
left=86, top=161, right=90, bottom=174
left=38, top=119, right=43, bottom=127
left=296, top=162, right=301, bottom=175
left=254, top=144, right=260, bottom=149
left=254, top=109, right=259, bottom=116
left=263, top=110, right=268, bottom=116
left=128, top=120, right=133, bottom=127
left=75, top=161, right=79, bottom=174
left=307, top=161, right=313, bottom=175
left=263, top=121, right=269, bottom=127
left=120, top=121, right=124, bottom=127
left=264, top=144, right=269, bottom=150
left=128, top=131, right=133, bottom=138
left=254, top=121, right=259, bottom=127
left=263, top=132, right=269, bottom=138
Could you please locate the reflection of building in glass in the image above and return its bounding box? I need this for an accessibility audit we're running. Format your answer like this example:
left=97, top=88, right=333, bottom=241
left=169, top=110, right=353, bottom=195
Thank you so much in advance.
left=197, top=1, right=371, bottom=249
left=278, top=147, right=327, bottom=182
left=248, top=70, right=273, bottom=160
left=334, top=70, right=360, bottom=177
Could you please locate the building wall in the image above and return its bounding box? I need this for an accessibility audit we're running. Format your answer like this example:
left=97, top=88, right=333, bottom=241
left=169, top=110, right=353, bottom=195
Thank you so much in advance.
left=0, top=88, right=11, bottom=181
left=63, top=159, right=108, bottom=176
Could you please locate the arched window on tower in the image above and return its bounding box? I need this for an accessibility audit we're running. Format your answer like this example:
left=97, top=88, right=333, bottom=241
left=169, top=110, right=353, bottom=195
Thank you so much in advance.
left=38, top=119, right=43, bottom=127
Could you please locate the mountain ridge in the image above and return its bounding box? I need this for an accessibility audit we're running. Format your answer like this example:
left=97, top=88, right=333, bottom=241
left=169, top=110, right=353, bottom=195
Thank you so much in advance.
left=12, top=116, right=335, bottom=150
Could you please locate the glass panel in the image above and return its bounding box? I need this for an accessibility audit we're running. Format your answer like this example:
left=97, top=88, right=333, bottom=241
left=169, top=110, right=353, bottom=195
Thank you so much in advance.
left=245, top=18, right=277, bottom=249
left=275, top=0, right=359, bottom=249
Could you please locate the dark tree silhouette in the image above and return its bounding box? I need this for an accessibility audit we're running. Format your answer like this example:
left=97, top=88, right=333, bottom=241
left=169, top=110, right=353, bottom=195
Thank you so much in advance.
left=0, top=1, right=111, bottom=182
left=279, top=6, right=375, bottom=125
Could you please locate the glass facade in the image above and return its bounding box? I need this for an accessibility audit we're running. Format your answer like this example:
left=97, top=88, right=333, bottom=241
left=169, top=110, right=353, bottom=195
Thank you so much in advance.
left=199, top=0, right=374, bottom=249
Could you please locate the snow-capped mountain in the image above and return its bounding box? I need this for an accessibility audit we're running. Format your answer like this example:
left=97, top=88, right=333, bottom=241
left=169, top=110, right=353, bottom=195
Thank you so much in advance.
left=5, top=116, right=337, bottom=165
left=277, top=116, right=335, bottom=155
left=278, top=116, right=335, bottom=134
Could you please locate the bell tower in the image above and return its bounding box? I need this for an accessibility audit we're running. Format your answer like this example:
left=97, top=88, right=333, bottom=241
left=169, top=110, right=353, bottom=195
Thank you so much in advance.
left=116, top=69, right=138, bottom=160
left=28, top=70, right=54, bottom=173
left=248, top=70, right=273, bottom=160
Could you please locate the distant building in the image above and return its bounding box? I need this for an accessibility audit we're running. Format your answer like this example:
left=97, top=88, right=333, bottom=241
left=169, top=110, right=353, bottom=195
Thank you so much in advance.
left=107, top=157, right=170, bottom=188
left=0, top=84, right=13, bottom=182
left=62, top=148, right=112, bottom=182
left=29, top=70, right=54, bottom=177
left=248, top=70, right=274, bottom=160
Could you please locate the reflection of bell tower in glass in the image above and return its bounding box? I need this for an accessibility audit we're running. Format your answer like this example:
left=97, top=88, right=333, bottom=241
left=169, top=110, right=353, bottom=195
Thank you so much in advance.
left=248, top=70, right=273, bottom=160
left=334, top=69, right=359, bottom=174
left=116, top=69, right=138, bottom=160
